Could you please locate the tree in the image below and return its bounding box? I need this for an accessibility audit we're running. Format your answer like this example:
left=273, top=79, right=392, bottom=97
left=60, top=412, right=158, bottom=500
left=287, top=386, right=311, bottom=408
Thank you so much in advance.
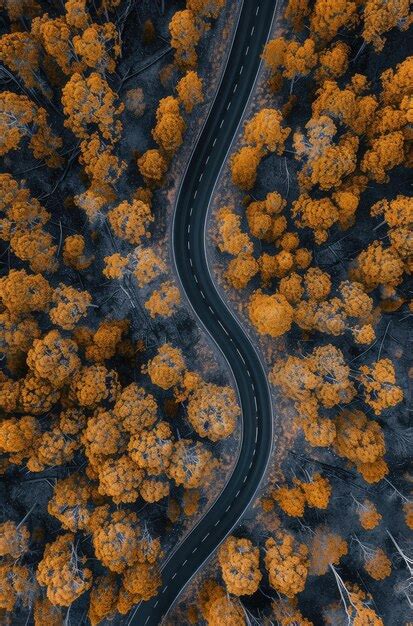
left=71, top=364, right=120, bottom=407
left=62, top=72, right=123, bottom=141
left=48, top=475, right=94, bottom=532
left=137, top=148, right=168, bottom=186
left=334, top=409, right=388, bottom=482
left=140, top=476, right=170, bottom=503
left=36, top=533, right=92, bottom=606
left=361, top=130, right=405, bottom=182
left=114, top=383, right=158, bottom=434
left=122, top=561, right=161, bottom=603
left=0, top=563, right=34, bottom=612
left=199, top=579, right=246, bottom=625
left=381, top=56, right=413, bottom=107
left=177, top=70, right=204, bottom=112
left=33, top=596, right=63, bottom=626
left=351, top=241, right=405, bottom=292
left=128, top=421, right=174, bottom=475
left=0, top=92, right=62, bottom=166
left=244, top=108, right=291, bottom=154
left=216, top=206, right=253, bottom=255
left=356, top=499, right=382, bottom=530
left=82, top=408, right=125, bottom=466
left=265, top=531, right=309, bottom=597
left=283, top=38, right=318, bottom=81
left=92, top=510, right=141, bottom=573
left=97, top=455, right=144, bottom=504
left=108, top=199, right=153, bottom=245
left=284, top=0, right=310, bottom=31
left=26, top=330, right=80, bottom=388
left=19, top=373, right=60, bottom=415
left=28, top=426, right=80, bottom=472
left=273, top=484, right=306, bottom=517
left=187, top=382, right=239, bottom=441
left=248, top=291, right=293, bottom=337
left=79, top=133, right=126, bottom=187
left=246, top=192, right=286, bottom=242
left=63, top=234, right=93, bottom=270
left=169, top=10, right=200, bottom=68
left=363, top=547, right=391, bottom=580
left=133, top=246, right=166, bottom=287
left=230, top=146, right=262, bottom=190
left=152, top=100, right=185, bottom=154
left=167, top=439, right=215, bottom=488
left=359, top=358, right=403, bottom=414
left=187, top=0, right=225, bottom=19
left=225, top=254, right=259, bottom=289
left=49, top=284, right=91, bottom=330
left=292, top=195, right=338, bottom=244
left=73, top=22, right=120, bottom=74
left=0, top=32, right=40, bottom=90
left=309, top=0, right=358, bottom=43
left=144, top=281, right=181, bottom=318
left=362, top=0, right=412, bottom=51
left=88, top=574, right=118, bottom=626
left=300, top=473, right=332, bottom=509
left=308, top=527, right=347, bottom=575
left=31, top=15, right=75, bottom=76
left=315, top=42, right=350, bottom=82
left=0, top=520, right=30, bottom=559
left=145, top=343, right=186, bottom=390
left=218, top=536, right=261, bottom=596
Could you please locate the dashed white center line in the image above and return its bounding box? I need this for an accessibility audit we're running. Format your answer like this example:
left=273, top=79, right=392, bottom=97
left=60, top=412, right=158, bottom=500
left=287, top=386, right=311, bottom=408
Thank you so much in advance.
left=187, top=241, right=190, bottom=250
left=235, top=490, right=240, bottom=498
left=250, top=26, right=255, bottom=35
left=243, top=475, right=248, bottom=483
left=171, top=572, right=177, bottom=579
left=254, top=395, right=258, bottom=412
left=256, top=5, right=260, bottom=15
left=189, top=206, right=193, bottom=216
left=225, top=504, right=231, bottom=513
left=189, top=258, right=193, bottom=267
left=255, top=427, right=258, bottom=443
left=199, top=173, right=203, bottom=182
left=182, top=559, right=187, bottom=566
left=193, top=189, right=197, bottom=198
left=192, top=547, right=197, bottom=554
left=245, top=45, right=249, bottom=55
left=214, top=519, right=220, bottom=527
left=218, top=320, right=228, bottom=335
left=205, top=155, right=210, bottom=164
left=162, top=585, right=168, bottom=594
left=239, top=64, right=244, bottom=74
left=202, top=533, right=209, bottom=542
left=219, top=119, right=224, bottom=128
left=233, top=83, right=238, bottom=93
left=226, top=101, right=231, bottom=110
left=212, top=137, right=217, bottom=146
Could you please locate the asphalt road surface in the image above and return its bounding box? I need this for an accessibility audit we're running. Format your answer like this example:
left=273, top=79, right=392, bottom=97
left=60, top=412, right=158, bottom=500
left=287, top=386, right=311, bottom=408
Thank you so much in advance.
left=130, top=2, right=277, bottom=623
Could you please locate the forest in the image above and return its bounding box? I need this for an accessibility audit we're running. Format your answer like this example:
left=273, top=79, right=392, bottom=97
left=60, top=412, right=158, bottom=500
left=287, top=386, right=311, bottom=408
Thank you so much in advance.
left=168, top=0, right=413, bottom=624
left=0, top=0, right=412, bottom=624
left=0, top=0, right=242, bottom=624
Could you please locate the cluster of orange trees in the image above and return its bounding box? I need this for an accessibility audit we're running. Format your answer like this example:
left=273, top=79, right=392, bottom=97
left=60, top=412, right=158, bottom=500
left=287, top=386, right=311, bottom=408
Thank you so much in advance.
left=200, top=0, right=412, bottom=623
left=0, top=0, right=237, bottom=623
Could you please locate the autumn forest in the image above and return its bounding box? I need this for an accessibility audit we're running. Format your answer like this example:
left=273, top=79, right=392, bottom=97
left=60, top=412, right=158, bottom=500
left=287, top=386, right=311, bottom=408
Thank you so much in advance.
left=0, top=0, right=412, bottom=625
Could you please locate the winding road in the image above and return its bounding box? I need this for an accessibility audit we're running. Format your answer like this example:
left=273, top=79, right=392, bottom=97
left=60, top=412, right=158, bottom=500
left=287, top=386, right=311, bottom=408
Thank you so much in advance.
left=130, top=2, right=277, bottom=623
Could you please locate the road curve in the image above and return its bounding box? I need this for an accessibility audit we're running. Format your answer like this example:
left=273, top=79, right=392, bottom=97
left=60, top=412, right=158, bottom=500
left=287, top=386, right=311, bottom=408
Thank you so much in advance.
left=130, top=2, right=276, bottom=624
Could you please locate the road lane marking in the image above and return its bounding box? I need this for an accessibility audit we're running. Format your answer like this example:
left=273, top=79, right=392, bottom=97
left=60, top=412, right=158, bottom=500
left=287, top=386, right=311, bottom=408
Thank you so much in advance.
left=245, top=45, right=249, bottom=55
left=226, top=101, right=231, bottom=110
left=202, top=533, right=209, bottom=542
left=172, top=572, right=177, bottom=579
left=205, top=155, right=210, bottom=164
left=220, top=119, right=224, bottom=128
left=254, top=395, right=258, bottom=412
left=214, top=519, right=220, bottom=526
left=256, top=5, right=260, bottom=14
left=192, top=547, right=198, bottom=553
left=225, top=504, right=231, bottom=512
left=235, top=490, right=240, bottom=498
left=212, top=137, right=217, bottom=146
left=162, top=585, right=168, bottom=593
left=218, top=320, right=229, bottom=335
left=239, top=65, right=244, bottom=74
left=250, top=26, right=255, bottom=35
left=233, top=83, right=238, bottom=93
left=255, top=427, right=258, bottom=443
left=189, top=206, right=193, bottom=216
left=182, top=560, right=187, bottom=566
left=193, top=189, right=197, bottom=198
